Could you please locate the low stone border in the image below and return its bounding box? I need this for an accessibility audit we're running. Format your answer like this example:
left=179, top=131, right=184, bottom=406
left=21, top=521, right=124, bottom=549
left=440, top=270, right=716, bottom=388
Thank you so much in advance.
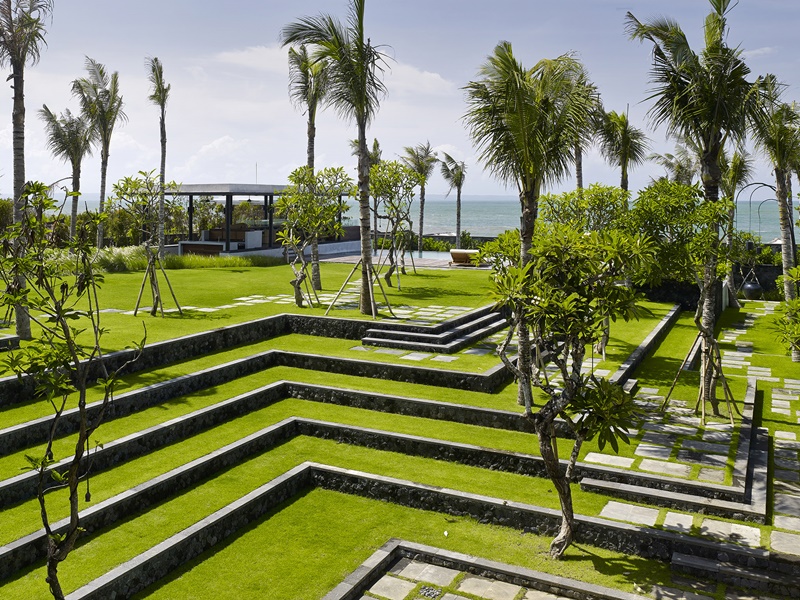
left=64, top=462, right=796, bottom=600
left=323, top=538, right=650, bottom=600
left=609, top=304, right=681, bottom=386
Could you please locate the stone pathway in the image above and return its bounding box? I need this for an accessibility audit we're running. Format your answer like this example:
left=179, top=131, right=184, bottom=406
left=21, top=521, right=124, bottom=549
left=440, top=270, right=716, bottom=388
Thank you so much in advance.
left=366, top=558, right=566, bottom=600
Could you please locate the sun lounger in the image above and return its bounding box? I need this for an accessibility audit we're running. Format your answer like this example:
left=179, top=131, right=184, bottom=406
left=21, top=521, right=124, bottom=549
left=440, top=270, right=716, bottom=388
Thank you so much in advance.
left=449, top=249, right=480, bottom=266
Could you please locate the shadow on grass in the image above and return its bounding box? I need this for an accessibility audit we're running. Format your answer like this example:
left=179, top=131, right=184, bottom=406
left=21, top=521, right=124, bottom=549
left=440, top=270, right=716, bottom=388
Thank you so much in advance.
left=563, top=543, right=674, bottom=591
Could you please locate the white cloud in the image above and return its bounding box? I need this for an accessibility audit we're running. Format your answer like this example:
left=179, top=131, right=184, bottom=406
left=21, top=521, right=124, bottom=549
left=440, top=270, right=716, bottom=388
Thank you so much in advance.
left=214, top=45, right=288, bottom=75
left=742, top=47, right=776, bottom=59
left=384, top=62, right=457, bottom=98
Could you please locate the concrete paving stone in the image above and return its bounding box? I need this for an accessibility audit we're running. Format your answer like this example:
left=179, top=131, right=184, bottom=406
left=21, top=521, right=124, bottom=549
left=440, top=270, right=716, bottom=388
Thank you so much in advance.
left=669, top=408, right=696, bottom=416
left=681, top=440, right=729, bottom=454
left=394, top=560, right=460, bottom=587
left=639, top=458, right=692, bottom=478
left=700, top=519, right=761, bottom=547
left=698, top=468, right=725, bottom=483
left=774, top=515, right=800, bottom=532
left=400, top=352, right=433, bottom=361
left=720, top=362, right=745, bottom=369
left=350, top=346, right=371, bottom=351
left=523, top=591, right=561, bottom=599
left=635, top=444, right=673, bottom=460
left=463, top=348, right=491, bottom=355
left=663, top=512, right=694, bottom=532
left=776, top=431, right=798, bottom=440
left=775, top=458, right=800, bottom=471
left=600, top=501, right=659, bottom=526
left=675, top=450, right=726, bottom=468
left=642, top=432, right=677, bottom=447
left=441, top=594, right=471, bottom=600
left=771, top=408, right=792, bottom=416
left=773, top=390, right=800, bottom=398
left=776, top=448, right=799, bottom=459
left=634, top=400, right=661, bottom=412
left=771, top=530, right=800, bottom=555
left=374, top=348, right=408, bottom=355
left=644, top=422, right=697, bottom=436
left=775, top=494, right=800, bottom=517
left=755, top=376, right=781, bottom=382
left=772, top=400, right=792, bottom=409
left=701, top=430, right=731, bottom=443
left=368, top=574, right=417, bottom=599
left=457, top=574, right=522, bottom=600
left=592, top=368, right=611, bottom=377
left=776, top=439, right=800, bottom=450
left=785, top=378, right=800, bottom=385
left=776, top=470, right=800, bottom=482
left=430, top=355, right=459, bottom=362
left=639, top=387, right=660, bottom=394
left=583, top=452, right=634, bottom=468
left=669, top=416, right=702, bottom=427
left=650, top=585, right=713, bottom=599
left=194, top=307, right=219, bottom=313
left=671, top=400, right=688, bottom=407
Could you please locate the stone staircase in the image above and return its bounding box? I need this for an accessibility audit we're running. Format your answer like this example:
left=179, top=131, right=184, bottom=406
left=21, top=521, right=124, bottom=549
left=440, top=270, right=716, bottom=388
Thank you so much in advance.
left=362, top=305, right=508, bottom=353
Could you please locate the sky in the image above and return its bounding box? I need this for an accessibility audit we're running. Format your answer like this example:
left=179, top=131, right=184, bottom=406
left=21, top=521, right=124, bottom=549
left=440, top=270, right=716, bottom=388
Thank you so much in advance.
left=1, top=0, right=799, bottom=200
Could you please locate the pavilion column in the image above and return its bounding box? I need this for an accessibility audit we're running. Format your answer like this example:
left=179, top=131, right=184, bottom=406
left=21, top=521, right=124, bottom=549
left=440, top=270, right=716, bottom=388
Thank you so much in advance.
left=188, top=194, right=194, bottom=241
left=268, top=193, right=274, bottom=248
left=225, top=194, right=233, bottom=251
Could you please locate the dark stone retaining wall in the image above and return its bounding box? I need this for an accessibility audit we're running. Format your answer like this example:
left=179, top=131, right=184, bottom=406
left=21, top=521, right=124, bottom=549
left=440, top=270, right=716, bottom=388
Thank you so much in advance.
left=610, top=305, right=681, bottom=386
left=63, top=463, right=798, bottom=600
left=66, top=464, right=311, bottom=600
left=0, top=306, right=504, bottom=408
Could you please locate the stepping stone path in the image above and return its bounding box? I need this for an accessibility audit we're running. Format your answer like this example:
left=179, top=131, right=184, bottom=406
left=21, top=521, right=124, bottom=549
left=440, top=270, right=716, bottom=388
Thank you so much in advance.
left=771, top=434, right=800, bottom=555
left=368, top=559, right=569, bottom=600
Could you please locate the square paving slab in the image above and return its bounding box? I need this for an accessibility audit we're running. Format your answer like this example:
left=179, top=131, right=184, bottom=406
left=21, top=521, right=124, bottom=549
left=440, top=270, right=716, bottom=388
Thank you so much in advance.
left=700, top=518, right=761, bottom=547
left=368, top=574, right=417, bottom=599
left=392, top=559, right=460, bottom=587
left=457, top=575, right=522, bottom=600
left=771, top=530, right=800, bottom=555
left=600, top=500, right=659, bottom=526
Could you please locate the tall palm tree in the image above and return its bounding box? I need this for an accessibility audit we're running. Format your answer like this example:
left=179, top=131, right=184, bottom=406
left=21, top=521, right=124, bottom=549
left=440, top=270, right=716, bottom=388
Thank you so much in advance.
left=146, top=56, right=170, bottom=260
left=596, top=109, right=650, bottom=191
left=627, top=0, right=769, bottom=404
left=0, top=0, right=54, bottom=340
left=571, top=72, right=601, bottom=193
left=281, top=0, right=388, bottom=315
left=350, top=137, right=382, bottom=250
left=288, top=45, right=329, bottom=172
left=72, top=56, right=126, bottom=248
left=752, top=93, right=800, bottom=359
left=288, top=45, right=330, bottom=290
left=401, top=141, right=438, bottom=256
left=464, top=43, right=595, bottom=266
left=439, top=152, right=466, bottom=249
left=39, top=107, right=94, bottom=239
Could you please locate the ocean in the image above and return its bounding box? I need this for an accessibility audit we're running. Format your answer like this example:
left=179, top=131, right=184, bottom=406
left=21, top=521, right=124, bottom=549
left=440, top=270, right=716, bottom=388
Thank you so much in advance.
left=69, top=192, right=787, bottom=243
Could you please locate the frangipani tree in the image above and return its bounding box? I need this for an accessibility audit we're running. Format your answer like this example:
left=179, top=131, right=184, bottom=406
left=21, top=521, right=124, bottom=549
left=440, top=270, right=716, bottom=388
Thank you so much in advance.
left=481, top=224, right=654, bottom=558
left=370, top=160, right=421, bottom=287
left=276, top=165, right=353, bottom=307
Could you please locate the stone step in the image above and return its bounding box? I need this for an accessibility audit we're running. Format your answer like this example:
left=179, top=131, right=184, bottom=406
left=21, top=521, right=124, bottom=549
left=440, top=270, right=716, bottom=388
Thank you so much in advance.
left=671, top=552, right=800, bottom=598
left=362, top=314, right=508, bottom=354
left=364, top=311, right=504, bottom=344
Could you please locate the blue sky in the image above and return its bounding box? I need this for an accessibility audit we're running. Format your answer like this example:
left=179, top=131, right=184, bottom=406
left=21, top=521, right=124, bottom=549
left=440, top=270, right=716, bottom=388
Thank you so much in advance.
left=1, top=0, right=799, bottom=198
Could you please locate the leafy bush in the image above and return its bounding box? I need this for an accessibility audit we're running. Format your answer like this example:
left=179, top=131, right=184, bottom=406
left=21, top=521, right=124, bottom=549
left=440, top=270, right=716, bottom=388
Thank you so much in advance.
left=94, top=246, right=283, bottom=272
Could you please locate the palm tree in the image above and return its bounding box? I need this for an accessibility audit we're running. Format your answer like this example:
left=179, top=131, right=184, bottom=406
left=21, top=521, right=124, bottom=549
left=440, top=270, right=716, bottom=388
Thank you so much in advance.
left=627, top=0, right=769, bottom=403
left=0, top=0, right=54, bottom=340
left=146, top=56, right=170, bottom=260
left=596, top=109, right=650, bottom=191
left=752, top=93, right=800, bottom=359
left=288, top=45, right=329, bottom=172
left=72, top=56, right=126, bottom=248
left=401, top=141, right=438, bottom=256
left=572, top=72, right=601, bottom=193
left=464, top=43, right=595, bottom=266
left=439, top=152, right=466, bottom=249
left=648, top=142, right=699, bottom=185
left=281, top=0, right=388, bottom=315
left=350, top=137, right=382, bottom=250
left=39, top=107, right=94, bottom=239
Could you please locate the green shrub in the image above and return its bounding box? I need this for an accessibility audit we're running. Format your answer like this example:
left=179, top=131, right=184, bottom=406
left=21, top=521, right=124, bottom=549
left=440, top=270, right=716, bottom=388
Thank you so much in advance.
left=94, top=246, right=284, bottom=272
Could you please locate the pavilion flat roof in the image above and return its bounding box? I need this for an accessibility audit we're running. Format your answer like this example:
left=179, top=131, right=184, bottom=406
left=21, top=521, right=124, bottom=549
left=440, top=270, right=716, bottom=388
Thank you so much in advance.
left=175, top=183, right=287, bottom=196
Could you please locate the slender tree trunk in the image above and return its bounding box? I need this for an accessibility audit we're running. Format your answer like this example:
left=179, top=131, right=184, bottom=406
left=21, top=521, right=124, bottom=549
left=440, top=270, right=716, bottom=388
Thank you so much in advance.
left=519, top=186, right=538, bottom=265
left=158, top=110, right=167, bottom=260
left=311, top=236, right=322, bottom=291
left=357, top=122, right=373, bottom=315
left=620, top=164, right=629, bottom=193
left=306, top=113, right=315, bottom=172
left=575, top=143, right=583, bottom=192
left=776, top=168, right=797, bottom=302
left=724, top=202, right=740, bottom=309
left=535, top=419, right=574, bottom=558
left=455, top=187, right=462, bottom=249
left=97, top=148, right=109, bottom=248
left=11, top=58, right=31, bottom=339
left=70, top=164, right=81, bottom=240
left=418, top=183, right=426, bottom=257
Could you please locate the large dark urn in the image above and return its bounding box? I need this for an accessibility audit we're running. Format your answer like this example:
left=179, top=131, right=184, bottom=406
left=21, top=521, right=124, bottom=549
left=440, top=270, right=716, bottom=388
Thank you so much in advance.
left=742, top=281, right=762, bottom=300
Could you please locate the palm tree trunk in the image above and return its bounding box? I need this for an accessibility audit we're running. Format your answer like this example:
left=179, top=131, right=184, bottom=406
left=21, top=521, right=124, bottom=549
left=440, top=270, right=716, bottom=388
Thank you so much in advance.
left=98, top=148, right=109, bottom=248
left=357, top=123, right=373, bottom=315
left=158, top=110, right=167, bottom=260
left=418, top=183, right=426, bottom=257
left=307, top=114, right=315, bottom=172
left=575, top=143, right=583, bottom=191
left=519, top=186, right=538, bottom=266
left=11, top=57, right=31, bottom=340
left=70, top=163, right=81, bottom=240
left=699, top=154, right=722, bottom=410
left=620, top=164, right=629, bottom=193
left=455, top=187, right=462, bottom=249
left=776, top=168, right=797, bottom=302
